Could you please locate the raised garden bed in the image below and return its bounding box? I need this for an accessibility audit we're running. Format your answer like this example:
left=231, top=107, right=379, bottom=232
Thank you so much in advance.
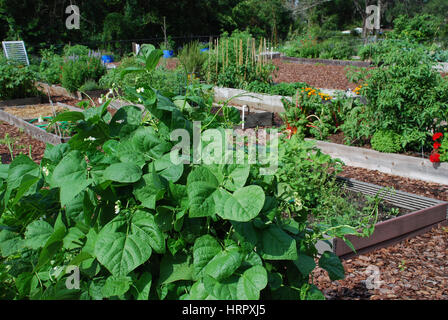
left=280, top=56, right=372, bottom=68
left=0, top=96, right=46, bottom=107
left=214, top=87, right=448, bottom=184
left=316, top=177, right=448, bottom=259
left=36, top=82, right=109, bottom=101
left=0, top=103, right=82, bottom=145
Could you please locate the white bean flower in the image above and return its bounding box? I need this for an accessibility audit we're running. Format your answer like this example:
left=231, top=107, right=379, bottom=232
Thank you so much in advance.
left=136, top=87, right=145, bottom=93
left=42, top=166, right=49, bottom=176
left=114, top=200, right=121, bottom=214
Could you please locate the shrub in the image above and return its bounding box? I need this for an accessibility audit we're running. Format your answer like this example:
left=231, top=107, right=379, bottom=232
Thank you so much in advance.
left=39, top=49, right=64, bottom=85
left=370, top=130, right=403, bottom=153
left=63, top=44, right=90, bottom=57
left=0, top=55, right=39, bottom=100
left=99, top=56, right=187, bottom=96
left=245, top=81, right=308, bottom=96
left=281, top=34, right=358, bottom=60
left=78, top=80, right=101, bottom=92
left=391, top=14, right=444, bottom=44
left=61, top=56, right=106, bottom=93
left=353, top=40, right=448, bottom=152
left=177, top=41, right=207, bottom=77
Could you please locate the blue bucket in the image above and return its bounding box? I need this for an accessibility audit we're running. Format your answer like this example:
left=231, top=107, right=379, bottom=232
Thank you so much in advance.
left=101, top=55, right=114, bottom=63
left=163, top=50, right=174, bottom=58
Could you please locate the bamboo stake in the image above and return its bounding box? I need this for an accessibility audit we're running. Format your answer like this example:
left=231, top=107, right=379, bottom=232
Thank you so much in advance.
left=221, top=38, right=225, bottom=72
left=226, top=39, right=228, bottom=68
left=235, top=38, right=238, bottom=66
left=244, top=38, right=249, bottom=80
left=239, top=39, right=243, bottom=66
left=263, top=37, right=267, bottom=66
left=216, top=38, right=219, bottom=76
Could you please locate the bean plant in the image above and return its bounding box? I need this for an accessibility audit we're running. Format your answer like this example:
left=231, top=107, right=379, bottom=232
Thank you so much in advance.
left=0, top=46, right=370, bottom=300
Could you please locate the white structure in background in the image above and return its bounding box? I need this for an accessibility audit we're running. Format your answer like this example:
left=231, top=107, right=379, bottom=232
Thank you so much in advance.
left=2, top=41, right=30, bottom=65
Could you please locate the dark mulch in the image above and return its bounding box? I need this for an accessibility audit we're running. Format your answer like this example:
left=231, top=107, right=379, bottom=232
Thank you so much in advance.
left=0, top=121, right=46, bottom=164
left=313, top=224, right=448, bottom=300
left=313, top=165, right=448, bottom=300
left=340, top=165, right=448, bottom=202
left=271, top=58, right=359, bottom=90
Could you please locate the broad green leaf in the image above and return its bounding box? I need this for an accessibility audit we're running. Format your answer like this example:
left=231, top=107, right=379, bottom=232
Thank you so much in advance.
left=0, top=164, right=9, bottom=179
left=102, top=275, right=132, bottom=298
left=131, top=211, right=165, bottom=254
left=42, top=143, right=70, bottom=165
left=12, top=175, right=40, bottom=205
left=133, top=172, right=166, bottom=209
left=95, top=216, right=152, bottom=276
left=37, top=227, right=67, bottom=270
left=294, top=255, right=316, bottom=277
left=63, top=227, right=85, bottom=250
left=193, top=235, right=222, bottom=279
left=168, top=183, right=189, bottom=209
left=145, top=49, right=164, bottom=72
left=154, top=153, right=184, bottom=183
left=102, top=140, right=119, bottom=156
left=260, top=225, right=298, bottom=261
left=7, top=155, right=40, bottom=190
left=204, top=248, right=242, bottom=281
left=15, top=272, right=37, bottom=297
left=187, top=167, right=220, bottom=218
left=302, top=284, right=326, bottom=300
left=133, top=272, right=152, bottom=300
left=223, top=165, right=250, bottom=191
left=203, top=275, right=238, bottom=300
left=24, top=221, right=53, bottom=250
left=318, top=251, right=345, bottom=281
left=236, top=265, right=268, bottom=300
left=49, top=111, right=84, bottom=124
left=131, top=127, right=171, bottom=160
left=188, top=281, right=213, bottom=300
left=109, top=106, right=142, bottom=138
left=219, top=186, right=265, bottom=222
left=52, top=151, right=91, bottom=205
left=103, top=163, right=142, bottom=183
left=0, top=230, right=24, bottom=256
left=158, top=253, right=193, bottom=285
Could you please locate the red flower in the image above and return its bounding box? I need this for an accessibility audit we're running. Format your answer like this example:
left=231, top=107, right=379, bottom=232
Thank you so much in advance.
left=433, top=133, right=443, bottom=141
left=434, top=142, right=442, bottom=149
left=430, top=153, right=441, bottom=163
